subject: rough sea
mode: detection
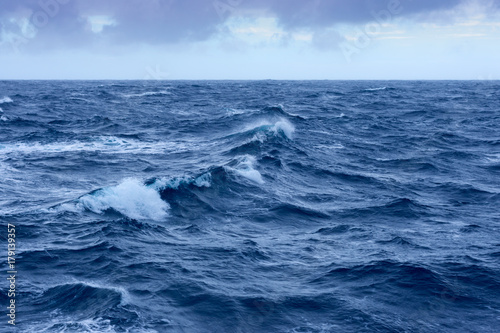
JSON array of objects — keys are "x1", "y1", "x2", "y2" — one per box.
[{"x1": 0, "y1": 80, "x2": 499, "y2": 333}]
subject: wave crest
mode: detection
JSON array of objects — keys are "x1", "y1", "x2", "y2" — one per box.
[
  {"x1": 225, "y1": 155, "x2": 264, "y2": 184},
  {"x1": 242, "y1": 118, "x2": 295, "y2": 140},
  {"x1": 122, "y1": 90, "x2": 171, "y2": 98},
  {"x1": 150, "y1": 173, "x2": 212, "y2": 191},
  {"x1": 78, "y1": 178, "x2": 169, "y2": 221},
  {"x1": 0, "y1": 96, "x2": 13, "y2": 104}
]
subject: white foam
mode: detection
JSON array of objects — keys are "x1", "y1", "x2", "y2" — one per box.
[
  {"x1": 226, "y1": 108, "x2": 246, "y2": 116},
  {"x1": 315, "y1": 143, "x2": 345, "y2": 150},
  {"x1": 151, "y1": 176, "x2": 190, "y2": 191},
  {"x1": 0, "y1": 96, "x2": 13, "y2": 104},
  {"x1": 0, "y1": 115, "x2": 7, "y2": 122},
  {"x1": 151, "y1": 173, "x2": 212, "y2": 191},
  {"x1": 365, "y1": 87, "x2": 386, "y2": 91},
  {"x1": 485, "y1": 153, "x2": 500, "y2": 163},
  {"x1": 122, "y1": 90, "x2": 171, "y2": 98},
  {"x1": 30, "y1": 317, "x2": 118, "y2": 333},
  {"x1": 79, "y1": 280, "x2": 132, "y2": 306},
  {"x1": 194, "y1": 173, "x2": 212, "y2": 187},
  {"x1": 242, "y1": 118, "x2": 295, "y2": 140},
  {"x1": 78, "y1": 178, "x2": 169, "y2": 221},
  {"x1": 272, "y1": 118, "x2": 295, "y2": 139},
  {"x1": 26, "y1": 316, "x2": 157, "y2": 333},
  {"x1": 22, "y1": 278, "x2": 147, "y2": 333},
  {"x1": 226, "y1": 155, "x2": 264, "y2": 184},
  {"x1": 0, "y1": 136, "x2": 196, "y2": 156}
]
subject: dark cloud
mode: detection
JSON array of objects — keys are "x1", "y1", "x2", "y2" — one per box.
[
  {"x1": 0, "y1": 0, "x2": 498, "y2": 51},
  {"x1": 0, "y1": 0, "x2": 224, "y2": 50},
  {"x1": 245, "y1": 0, "x2": 475, "y2": 28}
]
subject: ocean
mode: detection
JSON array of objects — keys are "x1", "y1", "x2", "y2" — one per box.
[{"x1": 0, "y1": 80, "x2": 499, "y2": 332}]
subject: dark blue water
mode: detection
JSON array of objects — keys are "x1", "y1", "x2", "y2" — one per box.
[{"x1": 0, "y1": 81, "x2": 499, "y2": 332}]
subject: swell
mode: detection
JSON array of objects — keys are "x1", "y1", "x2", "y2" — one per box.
[
  {"x1": 54, "y1": 153, "x2": 271, "y2": 221},
  {"x1": 310, "y1": 260, "x2": 482, "y2": 305},
  {"x1": 335, "y1": 198, "x2": 431, "y2": 220}
]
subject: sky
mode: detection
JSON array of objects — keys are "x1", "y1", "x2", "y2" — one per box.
[{"x1": 0, "y1": 0, "x2": 499, "y2": 80}]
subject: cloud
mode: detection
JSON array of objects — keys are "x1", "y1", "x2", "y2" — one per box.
[
  {"x1": 0, "y1": 0, "x2": 498, "y2": 52},
  {"x1": 0, "y1": 0, "x2": 225, "y2": 50},
  {"x1": 248, "y1": 0, "x2": 468, "y2": 28}
]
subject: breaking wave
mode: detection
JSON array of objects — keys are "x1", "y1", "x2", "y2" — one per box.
[{"x1": 78, "y1": 178, "x2": 169, "y2": 221}]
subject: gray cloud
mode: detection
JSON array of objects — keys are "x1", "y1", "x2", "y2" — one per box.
[
  {"x1": 246, "y1": 0, "x2": 473, "y2": 28},
  {"x1": 0, "y1": 0, "x2": 498, "y2": 51}
]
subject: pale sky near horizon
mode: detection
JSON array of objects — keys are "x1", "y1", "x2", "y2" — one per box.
[{"x1": 1, "y1": 0, "x2": 499, "y2": 80}]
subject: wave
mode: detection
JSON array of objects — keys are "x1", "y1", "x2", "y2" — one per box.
[
  {"x1": 78, "y1": 178, "x2": 169, "y2": 221},
  {"x1": 272, "y1": 119, "x2": 295, "y2": 140},
  {"x1": 270, "y1": 202, "x2": 330, "y2": 219},
  {"x1": 314, "y1": 143, "x2": 345, "y2": 151},
  {"x1": 0, "y1": 136, "x2": 193, "y2": 155},
  {"x1": 35, "y1": 281, "x2": 130, "y2": 309},
  {"x1": 224, "y1": 155, "x2": 264, "y2": 184},
  {"x1": 149, "y1": 173, "x2": 212, "y2": 191},
  {"x1": 312, "y1": 260, "x2": 448, "y2": 293},
  {"x1": 25, "y1": 317, "x2": 120, "y2": 333},
  {"x1": 259, "y1": 105, "x2": 306, "y2": 120},
  {"x1": 315, "y1": 225, "x2": 352, "y2": 235},
  {"x1": 122, "y1": 90, "x2": 171, "y2": 98},
  {"x1": 364, "y1": 87, "x2": 387, "y2": 91},
  {"x1": 239, "y1": 118, "x2": 296, "y2": 141},
  {"x1": 55, "y1": 154, "x2": 266, "y2": 220},
  {"x1": 0, "y1": 96, "x2": 13, "y2": 104},
  {"x1": 225, "y1": 108, "x2": 247, "y2": 116},
  {"x1": 222, "y1": 118, "x2": 297, "y2": 156},
  {"x1": 23, "y1": 281, "x2": 138, "y2": 333},
  {"x1": 338, "y1": 198, "x2": 430, "y2": 219}
]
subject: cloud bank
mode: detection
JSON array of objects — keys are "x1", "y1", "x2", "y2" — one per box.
[{"x1": 0, "y1": 0, "x2": 498, "y2": 51}]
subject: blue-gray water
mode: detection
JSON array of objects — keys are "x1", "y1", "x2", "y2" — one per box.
[{"x1": 0, "y1": 81, "x2": 499, "y2": 332}]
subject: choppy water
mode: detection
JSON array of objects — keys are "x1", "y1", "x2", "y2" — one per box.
[{"x1": 0, "y1": 80, "x2": 499, "y2": 332}]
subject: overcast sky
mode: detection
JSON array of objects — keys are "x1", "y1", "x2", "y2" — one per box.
[{"x1": 1, "y1": 0, "x2": 499, "y2": 79}]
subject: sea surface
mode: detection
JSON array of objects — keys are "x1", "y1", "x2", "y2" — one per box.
[{"x1": 0, "y1": 80, "x2": 499, "y2": 332}]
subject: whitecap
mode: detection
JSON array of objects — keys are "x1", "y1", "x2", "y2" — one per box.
[
  {"x1": 122, "y1": 90, "x2": 171, "y2": 98},
  {"x1": 0, "y1": 136, "x2": 195, "y2": 155},
  {"x1": 151, "y1": 173, "x2": 212, "y2": 191},
  {"x1": 193, "y1": 173, "x2": 212, "y2": 187},
  {"x1": 226, "y1": 155, "x2": 264, "y2": 184},
  {"x1": 0, "y1": 96, "x2": 13, "y2": 104},
  {"x1": 78, "y1": 178, "x2": 169, "y2": 221},
  {"x1": 29, "y1": 317, "x2": 118, "y2": 333},
  {"x1": 226, "y1": 108, "x2": 246, "y2": 116},
  {"x1": 27, "y1": 316, "x2": 159, "y2": 333},
  {"x1": 272, "y1": 118, "x2": 295, "y2": 139},
  {"x1": 365, "y1": 87, "x2": 386, "y2": 91},
  {"x1": 241, "y1": 118, "x2": 295, "y2": 140},
  {"x1": 485, "y1": 153, "x2": 500, "y2": 163},
  {"x1": 315, "y1": 143, "x2": 345, "y2": 150},
  {"x1": 151, "y1": 176, "x2": 191, "y2": 191}
]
